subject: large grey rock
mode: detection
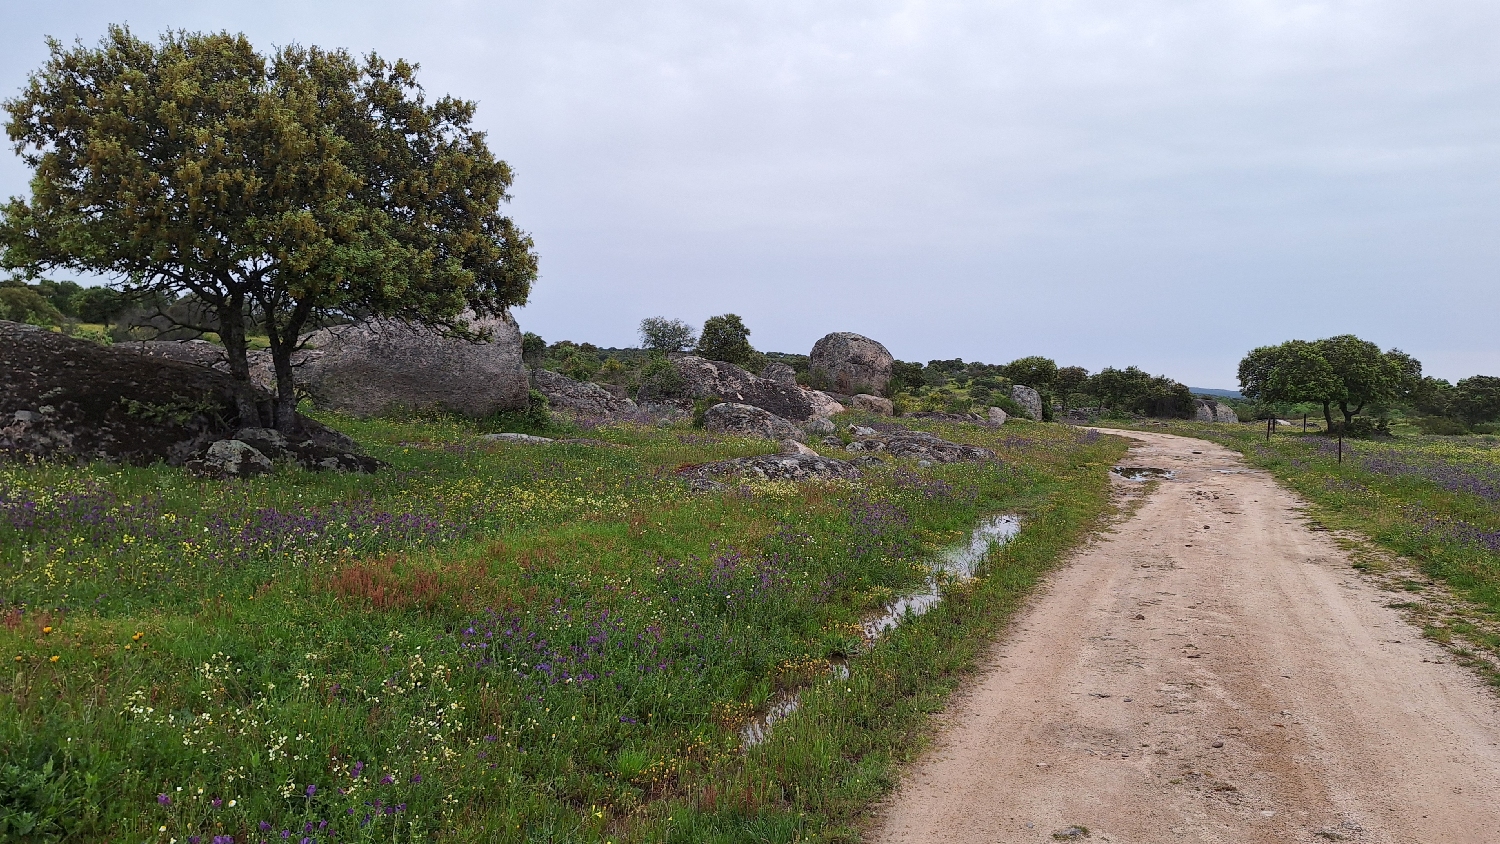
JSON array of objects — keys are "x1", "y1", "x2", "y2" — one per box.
[
  {"x1": 702, "y1": 402, "x2": 804, "y2": 442},
  {"x1": 299, "y1": 313, "x2": 527, "y2": 419},
  {"x1": 1010, "y1": 384, "x2": 1043, "y2": 421},
  {"x1": 125, "y1": 338, "x2": 227, "y2": 369},
  {"x1": 802, "y1": 416, "x2": 836, "y2": 438},
  {"x1": 845, "y1": 426, "x2": 995, "y2": 463},
  {"x1": 668, "y1": 356, "x2": 830, "y2": 422},
  {"x1": 532, "y1": 369, "x2": 638, "y2": 418},
  {"x1": 779, "y1": 439, "x2": 819, "y2": 456},
  {"x1": 762, "y1": 362, "x2": 798, "y2": 386},
  {"x1": 1193, "y1": 398, "x2": 1240, "y2": 423},
  {"x1": 0, "y1": 320, "x2": 380, "y2": 473},
  {"x1": 804, "y1": 390, "x2": 846, "y2": 419},
  {"x1": 809, "y1": 332, "x2": 894, "y2": 395},
  {"x1": 2, "y1": 319, "x2": 263, "y2": 466},
  {"x1": 123, "y1": 340, "x2": 282, "y2": 393},
  {"x1": 480, "y1": 432, "x2": 554, "y2": 444},
  {"x1": 850, "y1": 394, "x2": 894, "y2": 416},
  {"x1": 187, "y1": 439, "x2": 273, "y2": 479},
  {"x1": 680, "y1": 453, "x2": 863, "y2": 486},
  {"x1": 234, "y1": 425, "x2": 381, "y2": 473}
]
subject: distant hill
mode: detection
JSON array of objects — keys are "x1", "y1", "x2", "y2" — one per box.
[{"x1": 1191, "y1": 387, "x2": 1243, "y2": 399}]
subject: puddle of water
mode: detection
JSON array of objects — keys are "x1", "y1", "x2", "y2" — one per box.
[
  {"x1": 1113, "y1": 466, "x2": 1175, "y2": 481},
  {"x1": 740, "y1": 515, "x2": 1020, "y2": 748},
  {"x1": 862, "y1": 514, "x2": 1021, "y2": 639},
  {"x1": 741, "y1": 694, "x2": 800, "y2": 747}
]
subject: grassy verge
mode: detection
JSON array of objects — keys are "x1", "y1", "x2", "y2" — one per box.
[
  {"x1": 2, "y1": 414, "x2": 1123, "y2": 842},
  {"x1": 1095, "y1": 420, "x2": 1500, "y2": 688}
]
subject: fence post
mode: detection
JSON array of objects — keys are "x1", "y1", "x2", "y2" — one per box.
[{"x1": 1337, "y1": 434, "x2": 1343, "y2": 463}]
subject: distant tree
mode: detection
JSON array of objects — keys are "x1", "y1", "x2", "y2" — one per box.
[
  {"x1": 521, "y1": 332, "x2": 546, "y2": 370},
  {"x1": 0, "y1": 277, "x2": 62, "y2": 326},
  {"x1": 638, "y1": 317, "x2": 697, "y2": 353},
  {"x1": 29, "y1": 278, "x2": 84, "y2": 317},
  {"x1": 1238, "y1": 340, "x2": 1341, "y2": 422},
  {"x1": 70, "y1": 285, "x2": 129, "y2": 325},
  {"x1": 1454, "y1": 376, "x2": 1500, "y2": 424},
  {"x1": 1054, "y1": 366, "x2": 1090, "y2": 408},
  {"x1": 1084, "y1": 366, "x2": 1193, "y2": 418},
  {"x1": 1238, "y1": 335, "x2": 1417, "y2": 430},
  {"x1": 1, "y1": 26, "x2": 537, "y2": 431},
  {"x1": 1410, "y1": 376, "x2": 1455, "y2": 418},
  {"x1": 696, "y1": 314, "x2": 754, "y2": 367},
  {"x1": 889, "y1": 360, "x2": 927, "y2": 394},
  {"x1": 1001, "y1": 356, "x2": 1058, "y2": 392}
]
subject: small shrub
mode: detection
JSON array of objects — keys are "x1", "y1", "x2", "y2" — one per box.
[
  {"x1": 638, "y1": 356, "x2": 686, "y2": 401},
  {"x1": 483, "y1": 388, "x2": 555, "y2": 435},
  {"x1": 1416, "y1": 416, "x2": 1470, "y2": 436}
]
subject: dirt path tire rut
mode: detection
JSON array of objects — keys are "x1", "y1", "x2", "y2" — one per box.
[{"x1": 869, "y1": 430, "x2": 1500, "y2": 844}]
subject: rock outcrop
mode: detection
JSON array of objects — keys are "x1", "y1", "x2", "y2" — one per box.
[
  {"x1": 850, "y1": 394, "x2": 894, "y2": 416},
  {"x1": 231, "y1": 426, "x2": 381, "y2": 473},
  {"x1": 1193, "y1": 399, "x2": 1240, "y2": 423},
  {"x1": 680, "y1": 453, "x2": 863, "y2": 488},
  {"x1": 1010, "y1": 385, "x2": 1043, "y2": 421},
  {"x1": 702, "y1": 403, "x2": 804, "y2": 442},
  {"x1": 298, "y1": 313, "x2": 528, "y2": 419},
  {"x1": 762, "y1": 362, "x2": 798, "y2": 386},
  {"x1": 809, "y1": 332, "x2": 894, "y2": 395},
  {"x1": 842, "y1": 425, "x2": 995, "y2": 464},
  {"x1": 987, "y1": 406, "x2": 1008, "y2": 425},
  {"x1": 0, "y1": 320, "x2": 377, "y2": 472},
  {"x1": 186, "y1": 439, "x2": 273, "y2": 479},
  {"x1": 532, "y1": 369, "x2": 638, "y2": 418},
  {"x1": 668, "y1": 356, "x2": 839, "y2": 422}
]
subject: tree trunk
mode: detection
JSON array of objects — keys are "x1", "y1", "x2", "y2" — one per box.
[
  {"x1": 1340, "y1": 401, "x2": 1364, "y2": 426},
  {"x1": 216, "y1": 290, "x2": 263, "y2": 429},
  {"x1": 264, "y1": 299, "x2": 313, "y2": 435},
  {"x1": 1322, "y1": 401, "x2": 1334, "y2": 432}
]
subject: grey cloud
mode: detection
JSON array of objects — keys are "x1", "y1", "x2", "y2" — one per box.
[{"x1": 2, "y1": 1, "x2": 1495, "y2": 384}]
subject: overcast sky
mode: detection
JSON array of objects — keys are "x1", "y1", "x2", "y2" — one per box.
[{"x1": 2, "y1": 1, "x2": 1496, "y2": 387}]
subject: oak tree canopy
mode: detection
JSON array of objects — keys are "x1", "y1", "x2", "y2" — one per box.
[{"x1": 1, "y1": 26, "x2": 537, "y2": 431}]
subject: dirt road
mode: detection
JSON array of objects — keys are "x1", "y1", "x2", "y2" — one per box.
[{"x1": 869, "y1": 429, "x2": 1500, "y2": 844}]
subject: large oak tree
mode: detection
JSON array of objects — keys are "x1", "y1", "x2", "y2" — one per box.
[
  {"x1": 1, "y1": 26, "x2": 537, "y2": 431},
  {"x1": 1238, "y1": 334, "x2": 1419, "y2": 430}
]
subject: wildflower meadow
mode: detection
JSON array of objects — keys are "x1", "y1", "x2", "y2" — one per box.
[{"x1": 1, "y1": 413, "x2": 1123, "y2": 842}]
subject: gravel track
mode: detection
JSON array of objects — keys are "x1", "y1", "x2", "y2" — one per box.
[{"x1": 869, "y1": 429, "x2": 1500, "y2": 844}]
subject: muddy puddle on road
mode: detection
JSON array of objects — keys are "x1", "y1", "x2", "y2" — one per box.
[
  {"x1": 1112, "y1": 466, "x2": 1175, "y2": 481},
  {"x1": 741, "y1": 515, "x2": 1020, "y2": 748}
]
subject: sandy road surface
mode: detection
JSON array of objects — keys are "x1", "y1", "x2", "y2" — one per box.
[{"x1": 869, "y1": 429, "x2": 1500, "y2": 844}]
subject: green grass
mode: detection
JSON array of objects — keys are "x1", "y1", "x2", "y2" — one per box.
[
  {"x1": 1096, "y1": 420, "x2": 1500, "y2": 673},
  {"x1": 2, "y1": 414, "x2": 1123, "y2": 842}
]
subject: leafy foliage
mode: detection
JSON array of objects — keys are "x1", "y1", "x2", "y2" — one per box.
[
  {"x1": 1455, "y1": 376, "x2": 1500, "y2": 425},
  {"x1": 696, "y1": 314, "x2": 756, "y2": 367},
  {"x1": 1083, "y1": 366, "x2": 1194, "y2": 418},
  {"x1": 0, "y1": 412, "x2": 1123, "y2": 840},
  {"x1": 638, "y1": 317, "x2": 697, "y2": 353},
  {"x1": 1239, "y1": 334, "x2": 1420, "y2": 431},
  {"x1": 1, "y1": 26, "x2": 536, "y2": 430},
  {"x1": 0, "y1": 280, "x2": 61, "y2": 327}
]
